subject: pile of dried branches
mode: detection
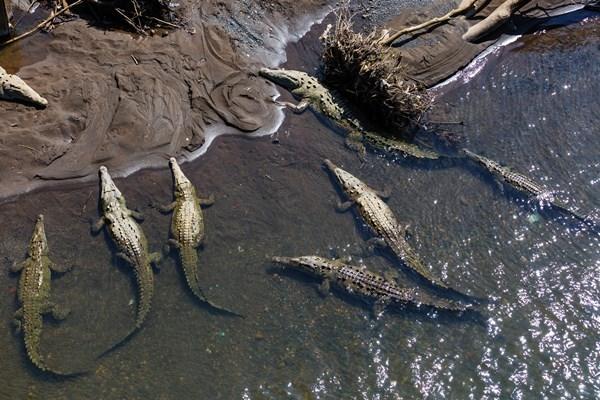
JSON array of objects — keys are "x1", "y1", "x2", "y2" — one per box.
[{"x1": 320, "y1": 6, "x2": 431, "y2": 137}]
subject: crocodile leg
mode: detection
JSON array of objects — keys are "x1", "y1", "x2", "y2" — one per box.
[
  {"x1": 115, "y1": 252, "x2": 133, "y2": 264},
  {"x1": 336, "y1": 201, "x2": 355, "y2": 212},
  {"x1": 47, "y1": 258, "x2": 71, "y2": 273},
  {"x1": 344, "y1": 131, "x2": 367, "y2": 161},
  {"x1": 158, "y1": 202, "x2": 176, "y2": 214},
  {"x1": 372, "y1": 298, "x2": 390, "y2": 317},
  {"x1": 366, "y1": 237, "x2": 388, "y2": 253},
  {"x1": 277, "y1": 99, "x2": 309, "y2": 114},
  {"x1": 91, "y1": 217, "x2": 106, "y2": 234},
  {"x1": 13, "y1": 308, "x2": 23, "y2": 334},
  {"x1": 494, "y1": 178, "x2": 505, "y2": 194},
  {"x1": 149, "y1": 252, "x2": 162, "y2": 271},
  {"x1": 164, "y1": 238, "x2": 179, "y2": 255},
  {"x1": 318, "y1": 279, "x2": 331, "y2": 297},
  {"x1": 42, "y1": 302, "x2": 70, "y2": 320},
  {"x1": 375, "y1": 187, "x2": 392, "y2": 200},
  {"x1": 198, "y1": 194, "x2": 215, "y2": 207},
  {"x1": 383, "y1": 269, "x2": 400, "y2": 281},
  {"x1": 9, "y1": 260, "x2": 27, "y2": 273},
  {"x1": 129, "y1": 210, "x2": 145, "y2": 222}
]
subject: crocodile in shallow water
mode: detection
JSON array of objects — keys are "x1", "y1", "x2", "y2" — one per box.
[
  {"x1": 324, "y1": 158, "x2": 464, "y2": 292},
  {"x1": 272, "y1": 256, "x2": 469, "y2": 313},
  {"x1": 258, "y1": 67, "x2": 440, "y2": 160},
  {"x1": 11, "y1": 215, "x2": 84, "y2": 375},
  {"x1": 160, "y1": 158, "x2": 242, "y2": 317},
  {"x1": 462, "y1": 148, "x2": 594, "y2": 225},
  {"x1": 92, "y1": 166, "x2": 161, "y2": 352}
]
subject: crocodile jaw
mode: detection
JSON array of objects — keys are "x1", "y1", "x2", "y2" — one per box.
[
  {"x1": 169, "y1": 157, "x2": 192, "y2": 195},
  {"x1": 272, "y1": 255, "x2": 328, "y2": 277},
  {"x1": 258, "y1": 68, "x2": 302, "y2": 91},
  {"x1": 98, "y1": 166, "x2": 123, "y2": 203},
  {"x1": 0, "y1": 67, "x2": 48, "y2": 108},
  {"x1": 29, "y1": 214, "x2": 48, "y2": 256}
]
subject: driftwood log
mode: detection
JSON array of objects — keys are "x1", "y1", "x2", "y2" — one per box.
[
  {"x1": 462, "y1": 0, "x2": 529, "y2": 42},
  {"x1": 379, "y1": 0, "x2": 481, "y2": 46}
]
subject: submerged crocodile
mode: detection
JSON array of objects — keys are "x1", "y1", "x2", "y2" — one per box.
[
  {"x1": 462, "y1": 149, "x2": 592, "y2": 224},
  {"x1": 258, "y1": 67, "x2": 440, "y2": 160},
  {"x1": 11, "y1": 215, "x2": 82, "y2": 375},
  {"x1": 160, "y1": 158, "x2": 241, "y2": 317},
  {"x1": 272, "y1": 256, "x2": 468, "y2": 313},
  {"x1": 0, "y1": 66, "x2": 48, "y2": 108},
  {"x1": 324, "y1": 159, "x2": 459, "y2": 291},
  {"x1": 92, "y1": 166, "x2": 161, "y2": 351}
]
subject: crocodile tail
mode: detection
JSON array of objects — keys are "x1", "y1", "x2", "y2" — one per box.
[
  {"x1": 179, "y1": 247, "x2": 243, "y2": 318},
  {"x1": 179, "y1": 246, "x2": 200, "y2": 296},
  {"x1": 96, "y1": 261, "x2": 154, "y2": 360},
  {"x1": 24, "y1": 314, "x2": 89, "y2": 376},
  {"x1": 133, "y1": 262, "x2": 155, "y2": 330}
]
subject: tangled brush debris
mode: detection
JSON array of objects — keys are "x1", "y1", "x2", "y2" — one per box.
[{"x1": 320, "y1": 5, "x2": 431, "y2": 138}]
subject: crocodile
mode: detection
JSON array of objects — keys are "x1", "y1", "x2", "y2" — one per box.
[
  {"x1": 10, "y1": 215, "x2": 83, "y2": 375},
  {"x1": 271, "y1": 256, "x2": 469, "y2": 313},
  {"x1": 1, "y1": 66, "x2": 48, "y2": 108},
  {"x1": 324, "y1": 158, "x2": 459, "y2": 291},
  {"x1": 92, "y1": 166, "x2": 161, "y2": 351},
  {"x1": 160, "y1": 158, "x2": 242, "y2": 317},
  {"x1": 462, "y1": 148, "x2": 593, "y2": 224},
  {"x1": 258, "y1": 67, "x2": 440, "y2": 160}
]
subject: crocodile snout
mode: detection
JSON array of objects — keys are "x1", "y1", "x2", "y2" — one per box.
[{"x1": 323, "y1": 159, "x2": 337, "y2": 172}]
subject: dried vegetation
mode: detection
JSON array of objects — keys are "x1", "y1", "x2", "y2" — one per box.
[{"x1": 320, "y1": 6, "x2": 431, "y2": 137}]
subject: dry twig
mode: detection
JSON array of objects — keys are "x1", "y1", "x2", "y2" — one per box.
[{"x1": 1, "y1": 0, "x2": 86, "y2": 47}]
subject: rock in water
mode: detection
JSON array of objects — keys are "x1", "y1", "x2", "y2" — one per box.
[{"x1": 0, "y1": 66, "x2": 48, "y2": 107}]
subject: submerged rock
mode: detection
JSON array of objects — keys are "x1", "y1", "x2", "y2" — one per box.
[{"x1": 0, "y1": 66, "x2": 47, "y2": 107}]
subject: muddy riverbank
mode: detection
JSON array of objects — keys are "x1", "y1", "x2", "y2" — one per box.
[{"x1": 0, "y1": 0, "x2": 592, "y2": 201}]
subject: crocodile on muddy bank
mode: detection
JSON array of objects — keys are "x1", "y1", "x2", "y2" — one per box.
[
  {"x1": 160, "y1": 158, "x2": 242, "y2": 317},
  {"x1": 271, "y1": 256, "x2": 470, "y2": 314},
  {"x1": 0, "y1": 66, "x2": 48, "y2": 108},
  {"x1": 258, "y1": 67, "x2": 441, "y2": 160},
  {"x1": 92, "y1": 166, "x2": 161, "y2": 353},
  {"x1": 10, "y1": 215, "x2": 85, "y2": 376}
]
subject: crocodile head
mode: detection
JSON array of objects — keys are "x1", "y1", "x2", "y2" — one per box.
[
  {"x1": 323, "y1": 159, "x2": 363, "y2": 200},
  {"x1": 0, "y1": 67, "x2": 48, "y2": 108},
  {"x1": 169, "y1": 157, "x2": 193, "y2": 197},
  {"x1": 98, "y1": 166, "x2": 124, "y2": 210},
  {"x1": 258, "y1": 68, "x2": 306, "y2": 91},
  {"x1": 28, "y1": 214, "x2": 48, "y2": 256},
  {"x1": 271, "y1": 256, "x2": 336, "y2": 277}
]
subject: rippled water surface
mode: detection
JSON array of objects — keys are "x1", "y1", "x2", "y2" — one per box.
[{"x1": 1, "y1": 15, "x2": 599, "y2": 400}]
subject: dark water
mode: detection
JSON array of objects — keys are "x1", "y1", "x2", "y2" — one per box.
[{"x1": 1, "y1": 15, "x2": 599, "y2": 400}]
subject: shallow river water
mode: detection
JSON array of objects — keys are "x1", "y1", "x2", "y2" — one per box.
[{"x1": 1, "y1": 12, "x2": 599, "y2": 400}]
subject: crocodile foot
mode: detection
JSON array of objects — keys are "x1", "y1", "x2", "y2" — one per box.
[{"x1": 43, "y1": 302, "x2": 70, "y2": 320}]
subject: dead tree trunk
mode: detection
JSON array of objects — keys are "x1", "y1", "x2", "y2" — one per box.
[{"x1": 0, "y1": 0, "x2": 10, "y2": 38}]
